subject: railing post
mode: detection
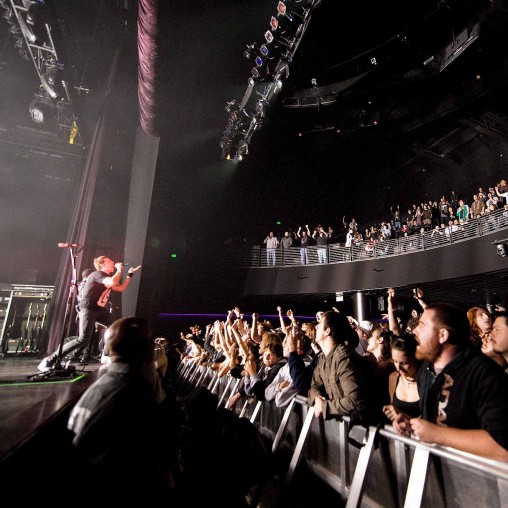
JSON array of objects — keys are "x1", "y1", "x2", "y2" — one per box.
[
  {"x1": 403, "y1": 446, "x2": 430, "y2": 508},
  {"x1": 284, "y1": 405, "x2": 315, "y2": 487},
  {"x1": 344, "y1": 426, "x2": 379, "y2": 508}
]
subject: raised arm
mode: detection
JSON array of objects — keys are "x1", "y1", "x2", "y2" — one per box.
[
  {"x1": 111, "y1": 264, "x2": 142, "y2": 292},
  {"x1": 413, "y1": 288, "x2": 427, "y2": 310},
  {"x1": 386, "y1": 287, "x2": 401, "y2": 336},
  {"x1": 277, "y1": 306, "x2": 287, "y2": 332},
  {"x1": 251, "y1": 312, "x2": 262, "y2": 344},
  {"x1": 228, "y1": 320, "x2": 249, "y2": 360}
]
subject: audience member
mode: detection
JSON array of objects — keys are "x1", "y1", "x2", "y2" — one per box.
[
  {"x1": 490, "y1": 312, "x2": 508, "y2": 373},
  {"x1": 280, "y1": 230, "x2": 293, "y2": 250},
  {"x1": 383, "y1": 334, "x2": 421, "y2": 422},
  {"x1": 264, "y1": 231, "x2": 279, "y2": 266},
  {"x1": 67, "y1": 317, "x2": 179, "y2": 503},
  {"x1": 313, "y1": 226, "x2": 330, "y2": 263},
  {"x1": 308, "y1": 311, "x2": 378, "y2": 425},
  {"x1": 392, "y1": 303, "x2": 508, "y2": 461},
  {"x1": 297, "y1": 225, "x2": 311, "y2": 265},
  {"x1": 350, "y1": 318, "x2": 378, "y2": 357},
  {"x1": 366, "y1": 327, "x2": 396, "y2": 407},
  {"x1": 178, "y1": 386, "x2": 271, "y2": 508},
  {"x1": 265, "y1": 323, "x2": 314, "y2": 407},
  {"x1": 227, "y1": 338, "x2": 285, "y2": 410}
]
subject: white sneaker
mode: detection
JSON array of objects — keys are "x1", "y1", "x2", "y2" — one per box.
[{"x1": 37, "y1": 357, "x2": 52, "y2": 372}]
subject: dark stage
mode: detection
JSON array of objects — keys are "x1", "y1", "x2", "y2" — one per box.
[{"x1": 0, "y1": 355, "x2": 102, "y2": 500}]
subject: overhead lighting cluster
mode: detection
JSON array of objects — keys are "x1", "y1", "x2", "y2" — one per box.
[
  {"x1": 220, "y1": 0, "x2": 321, "y2": 162},
  {"x1": 0, "y1": 0, "x2": 78, "y2": 141}
]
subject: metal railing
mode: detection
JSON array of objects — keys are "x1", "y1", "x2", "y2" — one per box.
[
  {"x1": 224, "y1": 208, "x2": 508, "y2": 268},
  {"x1": 174, "y1": 362, "x2": 508, "y2": 508}
]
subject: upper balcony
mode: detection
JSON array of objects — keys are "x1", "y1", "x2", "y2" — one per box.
[{"x1": 223, "y1": 208, "x2": 508, "y2": 308}]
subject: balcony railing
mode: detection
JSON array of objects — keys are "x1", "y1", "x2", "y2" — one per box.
[{"x1": 225, "y1": 208, "x2": 508, "y2": 268}]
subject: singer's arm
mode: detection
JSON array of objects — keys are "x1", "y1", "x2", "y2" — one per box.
[
  {"x1": 102, "y1": 263, "x2": 124, "y2": 288},
  {"x1": 112, "y1": 264, "x2": 142, "y2": 292}
]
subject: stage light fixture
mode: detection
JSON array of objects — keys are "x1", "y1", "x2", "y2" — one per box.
[
  {"x1": 40, "y1": 58, "x2": 66, "y2": 100},
  {"x1": 2, "y1": 6, "x2": 12, "y2": 20},
  {"x1": 225, "y1": 99, "x2": 240, "y2": 113},
  {"x1": 29, "y1": 94, "x2": 54, "y2": 124},
  {"x1": 277, "y1": 2, "x2": 287, "y2": 15},
  {"x1": 25, "y1": 0, "x2": 54, "y2": 44},
  {"x1": 270, "y1": 16, "x2": 278, "y2": 30},
  {"x1": 260, "y1": 44, "x2": 269, "y2": 56},
  {"x1": 255, "y1": 100, "x2": 268, "y2": 117},
  {"x1": 497, "y1": 244, "x2": 508, "y2": 257},
  {"x1": 9, "y1": 23, "x2": 21, "y2": 35},
  {"x1": 17, "y1": 14, "x2": 38, "y2": 43},
  {"x1": 244, "y1": 42, "x2": 258, "y2": 60},
  {"x1": 265, "y1": 30, "x2": 274, "y2": 43},
  {"x1": 26, "y1": 0, "x2": 53, "y2": 27}
]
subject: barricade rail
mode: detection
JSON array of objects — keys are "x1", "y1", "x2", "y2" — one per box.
[
  {"x1": 221, "y1": 208, "x2": 508, "y2": 268},
  {"x1": 173, "y1": 360, "x2": 508, "y2": 508}
]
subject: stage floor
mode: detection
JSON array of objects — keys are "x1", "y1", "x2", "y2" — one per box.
[{"x1": 0, "y1": 354, "x2": 102, "y2": 463}]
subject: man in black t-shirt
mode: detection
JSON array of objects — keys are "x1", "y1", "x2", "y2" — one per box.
[
  {"x1": 38, "y1": 256, "x2": 141, "y2": 372},
  {"x1": 393, "y1": 302, "x2": 508, "y2": 462}
]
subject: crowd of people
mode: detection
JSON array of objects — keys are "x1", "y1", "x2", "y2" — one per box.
[
  {"x1": 62, "y1": 291, "x2": 508, "y2": 504},
  {"x1": 59, "y1": 243, "x2": 508, "y2": 505},
  {"x1": 172, "y1": 290, "x2": 508, "y2": 466},
  {"x1": 255, "y1": 178, "x2": 508, "y2": 263}
]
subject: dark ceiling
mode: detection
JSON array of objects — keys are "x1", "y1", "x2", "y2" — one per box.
[{"x1": 2, "y1": 0, "x2": 508, "y2": 317}]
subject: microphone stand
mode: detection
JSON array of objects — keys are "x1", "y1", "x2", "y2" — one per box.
[{"x1": 29, "y1": 245, "x2": 82, "y2": 381}]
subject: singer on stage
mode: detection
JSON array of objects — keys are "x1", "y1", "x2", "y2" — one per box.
[{"x1": 38, "y1": 256, "x2": 141, "y2": 372}]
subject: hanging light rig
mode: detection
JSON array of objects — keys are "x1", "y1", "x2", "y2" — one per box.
[{"x1": 220, "y1": 0, "x2": 321, "y2": 162}]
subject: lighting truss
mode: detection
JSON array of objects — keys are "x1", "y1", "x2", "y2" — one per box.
[
  {"x1": 0, "y1": 0, "x2": 79, "y2": 141},
  {"x1": 220, "y1": 0, "x2": 321, "y2": 162}
]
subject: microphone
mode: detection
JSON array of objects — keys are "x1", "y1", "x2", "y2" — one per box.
[{"x1": 58, "y1": 242, "x2": 82, "y2": 248}]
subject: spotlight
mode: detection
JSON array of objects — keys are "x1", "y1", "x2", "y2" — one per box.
[
  {"x1": 9, "y1": 24, "x2": 21, "y2": 35},
  {"x1": 251, "y1": 67, "x2": 261, "y2": 79},
  {"x1": 29, "y1": 94, "x2": 54, "y2": 124},
  {"x1": 225, "y1": 100, "x2": 240, "y2": 113},
  {"x1": 244, "y1": 43, "x2": 258, "y2": 60},
  {"x1": 255, "y1": 100, "x2": 268, "y2": 117},
  {"x1": 26, "y1": 0, "x2": 55, "y2": 44},
  {"x1": 497, "y1": 244, "x2": 508, "y2": 257},
  {"x1": 235, "y1": 140, "x2": 249, "y2": 161},
  {"x1": 40, "y1": 57, "x2": 65, "y2": 99},
  {"x1": 277, "y1": 2, "x2": 293, "y2": 21}
]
